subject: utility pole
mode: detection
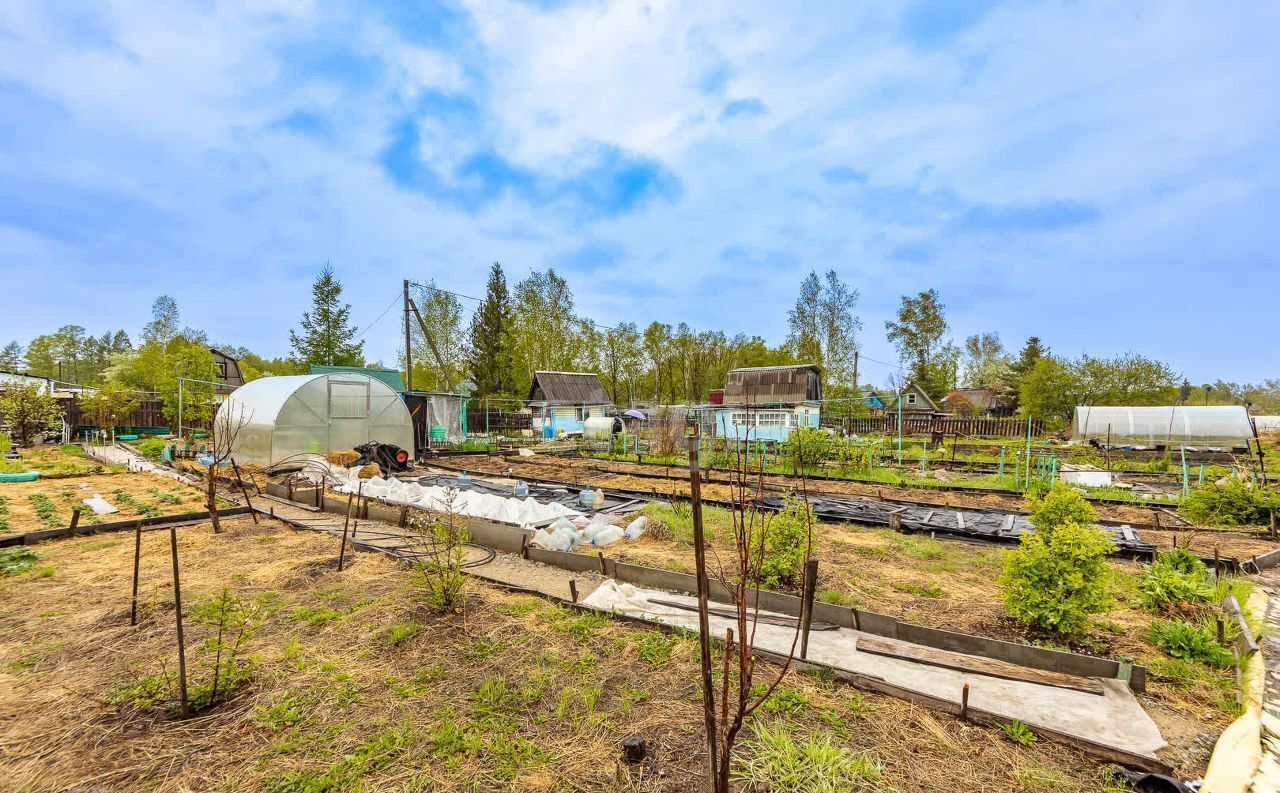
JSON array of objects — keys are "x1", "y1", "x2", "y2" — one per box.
[{"x1": 403, "y1": 279, "x2": 413, "y2": 393}]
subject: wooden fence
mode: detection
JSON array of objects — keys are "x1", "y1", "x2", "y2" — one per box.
[
  {"x1": 58, "y1": 396, "x2": 215, "y2": 432},
  {"x1": 828, "y1": 415, "x2": 1043, "y2": 438}
]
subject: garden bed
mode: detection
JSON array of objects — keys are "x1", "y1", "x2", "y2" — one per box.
[{"x1": 0, "y1": 472, "x2": 211, "y2": 533}]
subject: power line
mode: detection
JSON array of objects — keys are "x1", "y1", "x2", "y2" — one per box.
[{"x1": 354, "y1": 293, "x2": 403, "y2": 341}]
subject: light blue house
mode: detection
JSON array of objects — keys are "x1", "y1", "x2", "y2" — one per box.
[
  {"x1": 527, "y1": 371, "x2": 610, "y2": 438},
  {"x1": 713, "y1": 364, "x2": 822, "y2": 443}
]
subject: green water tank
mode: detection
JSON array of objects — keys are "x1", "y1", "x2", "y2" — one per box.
[{"x1": 429, "y1": 426, "x2": 447, "y2": 443}]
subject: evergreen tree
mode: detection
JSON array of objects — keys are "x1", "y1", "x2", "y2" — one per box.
[
  {"x1": 0, "y1": 341, "x2": 23, "y2": 371},
  {"x1": 1008, "y1": 336, "x2": 1048, "y2": 409},
  {"x1": 467, "y1": 263, "x2": 511, "y2": 396},
  {"x1": 289, "y1": 264, "x2": 365, "y2": 367}
]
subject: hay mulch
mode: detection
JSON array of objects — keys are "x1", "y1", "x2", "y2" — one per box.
[
  {"x1": 0, "y1": 516, "x2": 1114, "y2": 792},
  {"x1": 0, "y1": 472, "x2": 208, "y2": 534}
]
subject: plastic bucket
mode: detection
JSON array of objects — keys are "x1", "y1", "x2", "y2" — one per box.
[{"x1": 429, "y1": 426, "x2": 446, "y2": 442}]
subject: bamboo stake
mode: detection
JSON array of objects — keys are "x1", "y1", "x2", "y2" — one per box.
[{"x1": 338, "y1": 490, "x2": 354, "y2": 572}]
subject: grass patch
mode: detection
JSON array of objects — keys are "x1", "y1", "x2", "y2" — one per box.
[
  {"x1": 289, "y1": 606, "x2": 345, "y2": 626},
  {"x1": 890, "y1": 580, "x2": 946, "y2": 598},
  {"x1": 265, "y1": 722, "x2": 416, "y2": 792},
  {"x1": 27, "y1": 493, "x2": 61, "y2": 528},
  {"x1": 377, "y1": 621, "x2": 421, "y2": 646},
  {"x1": 732, "y1": 721, "x2": 882, "y2": 792},
  {"x1": 112, "y1": 489, "x2": 161, "y2": 518}
]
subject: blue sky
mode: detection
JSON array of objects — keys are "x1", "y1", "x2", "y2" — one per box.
[{"x1": 1, "y1": 0, "x2": 1278, "y2": 383}]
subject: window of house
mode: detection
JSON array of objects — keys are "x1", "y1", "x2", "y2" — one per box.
[
  {"x1": 730, "y1": 412, "x2": 748, "y2": 427},
  {"x1": 576, "y1": 407, "x2": 588, "y2": 422},
  {"x1": 757, "y1": 412, "x2": 786, "y2": 428},
  {"x1": 217, "y1": 361, "x2": 228, "y2": 379},
  {"x1": 906, "y1": 393, "x2": 917, "y2": 405}
]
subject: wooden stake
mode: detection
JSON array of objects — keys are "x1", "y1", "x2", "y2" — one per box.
[
  {"x1": 338, "y1": 490, "x2": 354, "y2": 572},
  {"x1": 569, "y1": 579, "x2": 579, "y2": 603},
  {"x1": 960, "y1": 683, "x2": 970, "y2": 719},
  {"x1": 799, "y1": 558, "x2": 819, "y2": 660},
  {"x1": 69, "y1": 509, "x2": 80, "y2": 534},
  {"x1": 169, "y1": 527, "x2": 189, "y2": 717},
  {"x1": 598, "y1": 551, "x2": 607, "y2": 575},
  {"x1": 686, "y1": 435, "x2": 720, "y2": 790},
  {"x1": 130, "y1": 519, "x2": 143, "y2": 626}
]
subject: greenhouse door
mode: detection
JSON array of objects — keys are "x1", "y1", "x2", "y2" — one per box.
[{"x1": 327, "y1": 378, "x2": 371, "y2": 452}]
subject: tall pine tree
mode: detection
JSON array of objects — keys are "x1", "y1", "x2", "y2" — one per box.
[
  {"x1": 467, "y1": 263, "x2": 511, "y2": 396},
  {"x1": 289, "y1": 264, "x2": 365, "y2": 367}
]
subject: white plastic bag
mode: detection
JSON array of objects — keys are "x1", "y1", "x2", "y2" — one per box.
[
  {"x1": 82, "y1": 494, "x2": 118, "y2": 515},
  {"x1": 530, "y1": 528, "x2": 573, "y2": 552},
  {"x1": 624, "y1": 515, "x2": 648, "y2": 539}
]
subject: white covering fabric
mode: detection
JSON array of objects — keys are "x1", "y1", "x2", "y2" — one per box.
[
  {"x1": 82, "y1": 494, "x2": 118, "y2": 515},
  {"x1": 333, "y1": 472, "x2": 582, "y2": 528}
]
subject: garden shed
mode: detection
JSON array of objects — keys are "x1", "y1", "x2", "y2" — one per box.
[
  {"x1": 223, "y1": 373, "x2": 414, "y2": 467},
  {"x1": 1072, "y1": 405, "x2": 1255, "y2": 448}
]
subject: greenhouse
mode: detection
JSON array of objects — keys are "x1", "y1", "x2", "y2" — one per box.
[
  {"x1": 1072, "y1": 405, "x2": 1255, "y2": 448},
  {"x1": 223, "y1": 373, "x2": 414, "y2": 467}
]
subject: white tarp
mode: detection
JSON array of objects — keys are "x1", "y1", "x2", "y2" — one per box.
[
  {"x1": 333, "y1": 472, "x2": 581, "y2": 528},
  {"x1": 583, "y1": 580, "x2": 1167, "y2": 761}
]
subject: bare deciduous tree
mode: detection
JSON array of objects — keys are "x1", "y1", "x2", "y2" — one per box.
[
  {"x1": 204, "y1": 402, "x2": 252, "y2": 533},
  {"x1": 688, "y1": 405, "x2": 816, "y2": 792}
]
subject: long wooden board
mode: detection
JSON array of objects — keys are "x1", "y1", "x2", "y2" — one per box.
[{"x1": 856, "y1": 634, "x2": 1104, "y2": 695}]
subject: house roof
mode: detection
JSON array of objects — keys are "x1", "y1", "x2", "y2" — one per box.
[
  {"x1": 527, "y1": 371, "x2": 609, "y2": 405},
  {"x1": 945, "y1": 387, "x2": 1003, "y2": 410},
  {"x1": 310, "y1": 365, "x2": 406, "y2": 393},
  {"x1": 875, "y1": 381, "x2": 941, "y2": 412},
  {"x1": 723, "y1": 364, "x2": 822, "y2": 405}
]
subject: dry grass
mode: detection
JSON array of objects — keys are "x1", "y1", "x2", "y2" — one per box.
[
  {"x1": 0, "y1": 517, "x2": 1116, "y2": 792},
  {"x1": 0, "y1": 473, "x2": 209, "y2": 533}
]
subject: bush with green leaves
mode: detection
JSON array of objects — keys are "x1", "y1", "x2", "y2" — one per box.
[
  {"x1": 757, "y1": 498, "x2": 811, "y2": 589},
  {"x1": 135, "y1": 437, "x2": 169, "y2": 461},
  {"x1": 1026, "y1": 483, "x2": 1097, "y2": 533},
  {"x1": 1000, "y1": 520, "x2": 1115, "y2": 636},
  {"x1": 407, "y1": 499, "x2": 471, "y2": 613},
  {"x1": 783, "y1": 427, "x2": 837, "y2": 471},
  {"x1": 1136, "y1": 549, "x2": 1210, "y2": 614},
  {"x1": 1147, "y1": 619, "x2": 1234, "y2": 667},
  {"x1": 1180, "y1": 479, "x2": 1276, "y2": 526}
]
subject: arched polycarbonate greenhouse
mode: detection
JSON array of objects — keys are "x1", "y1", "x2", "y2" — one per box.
[
  {"x1": 1072, "y1": 405, "x2": 1255, "y2": 448},
  {"x1": 222, "y1": 373, "x2": 414, "y2": 467}
]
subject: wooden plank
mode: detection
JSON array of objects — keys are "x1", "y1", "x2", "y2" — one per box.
[{"x1": 856, "y1": 634, "x2": 1103, "y2": 695}]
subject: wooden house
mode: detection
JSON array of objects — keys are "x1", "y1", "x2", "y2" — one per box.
[
  {"x1": 713, "y1": 364, "x2": 822, "y2": 442},
  {"x1": 526, "y1": 371, "x2": 609, "y2": 438},
  {"x1": 868, "y1": 381, "x2": 941, "y2": 418}
]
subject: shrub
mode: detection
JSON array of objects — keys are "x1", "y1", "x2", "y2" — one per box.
[
  {"x1": 1180, "y1": 480, "x2": 1276, "y2": 526},
  {"x1": 1026, "y1": 483, "x2": 1097, "y2": 533},
  {"x1": 407, "y1": 497, "x2": 470, "y2": 613},
  {"x1": 1000, "y1": 520, "x2": 1115, "y2": 636},
  {"x1": 1147, "y1": 619, "x2": 1234, "y2": 667},
  {"x1": 135, "y1": 437, "x2": 169, "y2": 461},
  {"x1": 758, "y1": 498, "x2": 811, "y2": 589},
  {"x1": 784, "y1": 427, "x2": 837, "y2": 471},
  {"x1": 1136, "y1": 550, "x2": 1210, "y2": 614}
]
